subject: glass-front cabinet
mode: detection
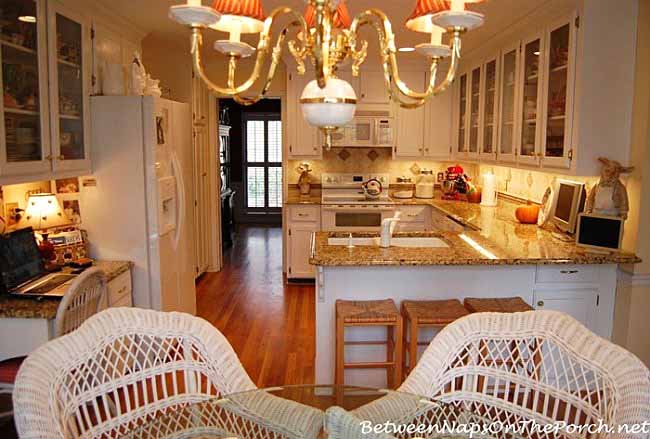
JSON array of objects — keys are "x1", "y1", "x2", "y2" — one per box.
[
  {"x1": 480, "y1": 57, "x2": 498, "y2": 160},
  {"x1": 48, "y1": 2, "x2": 90, "y2": 172},
  {"x1": 0, "y1": 0, "x2": 89, "y2": 180},
  {"x1": 456, "y1": 73, "x2": 468, "y2": 156},
  {"x1": 541, "y1": 17, "x2": 576, "y2": 169},
  {"x1": 468, "y1": 66, "x2": 481, "y2": 157},
  {"x1": 497, "y1": 43, "x2": 519, "y2": 163},
  {"x1": 517, "y1": 35, "x2": 544, "y2": 166},
  {"x1": 0, "y1": 0, "x2": 51, "y2": 176}
]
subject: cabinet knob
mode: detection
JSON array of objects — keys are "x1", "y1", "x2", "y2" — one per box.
[
  {"x1": 537, "y1": 301, "x2": 544, "y2": 307},
  {"x1": 57, "y1": 155, "x2": 65, "y2": 161},
  {"x1": 45, "y1": 155, "x2": 53, "y2": 162}
]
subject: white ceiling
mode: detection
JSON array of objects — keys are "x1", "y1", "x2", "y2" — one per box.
[{"x1": 107, "y1": 0, "x2": 551, "y2": 58}]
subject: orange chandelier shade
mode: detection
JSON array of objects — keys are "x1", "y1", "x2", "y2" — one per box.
[
  {"x1": 406, "y1": 0, "x2": 485, "y2": 33},
  {"x1": 304, "y1": 0, "x2": 352, "y2": 29},
  {"x1": 211, "y1": 0, "x2": 266, "y2": 34}
]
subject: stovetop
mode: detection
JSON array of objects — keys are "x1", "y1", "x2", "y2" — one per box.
[{"x1": 321, "y1": 173, "x2": 393, "y2": 205}]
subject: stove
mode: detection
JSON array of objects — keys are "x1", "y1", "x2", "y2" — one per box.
[
  {"x1": 321, "y1": 173, "x2": 393, "y2": 205},
  {"x1": 321, "y1": 173, "x2": 396, "y2": 231}
]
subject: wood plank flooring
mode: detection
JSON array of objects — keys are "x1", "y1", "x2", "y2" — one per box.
[{"x1": 196, "y1": 225, "x2": 316, "y2": 387}]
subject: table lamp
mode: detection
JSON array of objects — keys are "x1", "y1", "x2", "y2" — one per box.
[{"x1": 20, "y1": 193, "x2": 71, "y2": 263}]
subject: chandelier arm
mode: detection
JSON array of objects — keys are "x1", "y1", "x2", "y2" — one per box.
[
  {"x1": 190, "y1": 7, "x2": 307, "y2": 97},
  {"x1": 349, "y1": 9, "x2": 463, "y2": 100}
]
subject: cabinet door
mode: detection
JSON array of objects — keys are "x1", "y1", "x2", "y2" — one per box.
[
  {"x1": 0, "y1": 0, "x2": 52, "y2": 177},
  {"x1": 359, "y1": 71, "x2": 390, "y2": 104},
  {"x1": 455, "y1": 73, "x2": 469, "y2": 157},
  {"x1": 424, "y1": 72, "x2": 452, "y2": 160},
  {"x1": 48, "y1": 1, "x2": 91, "y2": 174},
  {"x1": 480, "y1": 57, "x2": 499, "y2": 160},
  {"x1": 517, "y1": 35, "x2": 544, "y2": 166},
  {"x1": 541, "y1": 17, "x2": 576, "y2": 169},
  {"x1": 467, "y1": 66, "x2": 481, "y2": 158},
  {"x1": 288, "y1": 222, "x2": 318, "y2": 279},
  {"x1": 395, "y1": 71, "x2": 425, "y2": 158},
  {"x1": 534, "y1": 288, "x2": 598, "y2": 333},
  {"x1": 288, "y1": 73, "x2": 320, "y2": 158},
  {"x1": 497, "y1": 43, "x2": 519, "y2": 163}
]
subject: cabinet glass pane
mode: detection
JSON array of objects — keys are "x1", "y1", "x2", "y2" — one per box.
[
  {"x1": 469, "y1": 67, "x2": 480, "y2": 153},
  {"x1": 521, "y1": 39, "x2": 541, "y2": 157},
  {"x1": 458, "y1": 74, "x2": 467, "y2": 153},
  {"x1": 1, "y1": 0, "x2": 43, "y2": 162},
  {"x1": 499, "y1": 49, "x2": 517, "y2": 156},
  {"x1": 545, "y1": 23, "x2": 570, "y2": 158},
  {"x1": 483, "y1": 60, "x2": 497, "y2": 154},
  {"x1": 56, "y1": 13, "x2": 84, "y2": 160}
]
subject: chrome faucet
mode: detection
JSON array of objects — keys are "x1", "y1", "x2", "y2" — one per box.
[{"x1": 380, "y1": 212, "x2": 402, "y2": 248}]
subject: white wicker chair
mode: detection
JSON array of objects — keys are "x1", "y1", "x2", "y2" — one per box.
[
  {"x1": 354, "y1": 311, "x2": 650, "y2": 438},
  {"x1": 12, "y1": 307, "x2": 323, "y2": 439},
  {"x1": 0, "y1": 267, "x2": 107, "y2": 420}
]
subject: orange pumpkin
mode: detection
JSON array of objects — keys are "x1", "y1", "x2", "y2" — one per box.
[{"x1": 515, "y1": 201, "x2": 540, "y2": 224}]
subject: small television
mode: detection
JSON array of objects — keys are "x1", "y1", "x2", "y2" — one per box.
[
  {"x1": 576, "y1": 214, "x2": 624, "y2": 252},
  {"x1": 551, "y1": 179, "x2": 587, "y2": 234}
]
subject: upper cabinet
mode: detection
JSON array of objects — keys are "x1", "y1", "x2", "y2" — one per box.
[
  {"x1": 287, "y1": 72, "x2": 320, "y2": 159},
  {"x1": 454, "y1": 11, "x2": 578, "y2": 172},
  {"x1": 0, "y1": 0, "x2": 91, "y2": 184},
  {"x1": 394, "y1": 71, "x2": 425, "y2": 158},
  {"x1": 358, "y1": 72, "x2": 390, "y2": 105}
]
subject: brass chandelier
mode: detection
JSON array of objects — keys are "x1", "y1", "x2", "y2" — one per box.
[{"x1": 169, "y1": 0, "x2": 486, "y2": 148}]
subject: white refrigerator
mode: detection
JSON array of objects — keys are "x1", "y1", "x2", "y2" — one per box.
[{"x1": 82, "y1": 96, "x2": 196, "y2": 314}]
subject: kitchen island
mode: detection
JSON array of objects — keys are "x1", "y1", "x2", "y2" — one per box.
[{"x1": 309, "y1": 196, "x2": 641, "y2": 388}]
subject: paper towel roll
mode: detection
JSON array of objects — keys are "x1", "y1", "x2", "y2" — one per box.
[{"x1": 481, "y1": 173, "x2": 498, "y2": 207}]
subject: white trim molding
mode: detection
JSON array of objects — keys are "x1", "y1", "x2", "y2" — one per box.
[{"x1": 618, "y1": 268, "x2": 650, "y2": 287}]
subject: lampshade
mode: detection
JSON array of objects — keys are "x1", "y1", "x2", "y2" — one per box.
[
  {"x1": 210, "y1": 0, "x2": 265, "y2": 34},
  {"x1": 21, "y1": 193, "x2": 71, "y2": 231},
  {"x1": 406, "y1": 0, "x2": 449, "y2": 33},
  {"x1": 304, "y1": 0, "x2": 352, "y2": 29},
  {"x1": 408, "y1": 0, "x2": 485, "y2": 33},
  {"x1": 300, "y1": 78, "x2": 357, "y2": 128}
]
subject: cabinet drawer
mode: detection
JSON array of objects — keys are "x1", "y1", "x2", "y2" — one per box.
[
  {"x1": 108, "y1": 271, "x2": 132, "y2": 306},
  {"x1": 397, "y1": 206, "x2": 430, "y2": 222},
  {"x1": 290, "y1": 206, "x2": 320, "y2": 222},
  {"x1": 535, "y1": 265, "x2": 599, "y2": 284}
]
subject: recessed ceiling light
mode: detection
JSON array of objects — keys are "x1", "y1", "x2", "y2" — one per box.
[
  {"x1": 398, "y1": 47, "x2": 415, "y2": 53},
  {"x1": 18, "y1": 15, "x2": 36, "y2": 23}
]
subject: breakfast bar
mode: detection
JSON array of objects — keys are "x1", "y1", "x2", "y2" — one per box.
[{"x1": 309, "y1": 197, "x2": 641, "y2": 388}]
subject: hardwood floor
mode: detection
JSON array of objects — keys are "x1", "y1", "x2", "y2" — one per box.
[{"x1": 196, "y1": 225, "x2": 316, "y2": 387}]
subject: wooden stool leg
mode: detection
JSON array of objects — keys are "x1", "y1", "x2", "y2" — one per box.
[
  {"x1": 409, "y1": 319, "x2": 419, "y2": 375},
  {"x1": 402, "y1": 315, "x2": 409, "y2": 380},
  {"x1": 394, "y1": 318, "x2": 403, "y2": 387},
  {"x1": 335, "y1": 316, "x2": 344, "y2": 387},
  {"x1": 386, "y1": 325, "x2": 394, "y2": 389}
]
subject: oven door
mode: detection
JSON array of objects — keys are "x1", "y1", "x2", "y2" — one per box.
[{"x1": 321, "y1": 205, "x2": 397, "y2": 232}]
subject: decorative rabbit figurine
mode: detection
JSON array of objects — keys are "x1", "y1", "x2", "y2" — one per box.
[
  {"x1": 297, "y1": 163, "x2": 312, "y2": 195},
  {"x1": 585, "y1": 157, "x2": 634, "y2": 219}
]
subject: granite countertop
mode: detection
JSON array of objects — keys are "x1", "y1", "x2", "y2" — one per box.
[
  {"x1": 0, "y1": 260, "x2": 134, "y2": 319},
  {"x1": 285, "y1": 188, "x2": 322, "y2": 205},
  {"x1": 309, "y1": 190, "x2": 642, "y2": 267}
]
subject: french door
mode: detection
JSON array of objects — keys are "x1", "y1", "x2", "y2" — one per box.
[{"x1": 243, "y1": 113, "x2": 282, "y2": 214}]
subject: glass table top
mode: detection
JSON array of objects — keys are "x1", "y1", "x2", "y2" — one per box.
[{"x1": 123, "y1": 385, "x2": 523, "y2": 439}]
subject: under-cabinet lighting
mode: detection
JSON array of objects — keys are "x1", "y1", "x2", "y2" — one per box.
[
  {"x1": 533, "y1": 51, "x2": 540, "y2": 56},
  {"x1": 18, "y1": 15, "x2": 36, "y2": 23},
  {"x1": 459, "y1": 234, "x2": 498, "y2": 260},
  {"x1": 398, "y1": 47, "x2": 416, "y2": 52}
]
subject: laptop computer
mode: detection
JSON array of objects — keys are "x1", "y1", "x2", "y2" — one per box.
[{"x1": 0, "y1": 228, "x2": 77, "y2": 297}]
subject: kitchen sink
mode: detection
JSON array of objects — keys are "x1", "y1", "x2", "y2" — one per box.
[{"x1": 327, "y1": 236, "x2": 449, "y2": 248}]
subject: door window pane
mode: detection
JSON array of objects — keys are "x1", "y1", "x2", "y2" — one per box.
[
  {"x1": 247, "y1": 166, "x2": 265, "y2": 208},
  {"x1": 246, "y1": 120, "x2": 264, "y2": 162},
  {"x1": 499, "y1": 49, "x2": 517, "y2": 156},
  {"x1": 521, "y1": 39, "x2": 541, "y2": 157},
  {"x1": 268, "y1": 120, "x2": 282, "y2": 163},
  {"x1": 458, "y1": 74, "x2": 467, "y2": 153},
  {"x1": 545, "y1": 23, "x2": 570, "y2": 158},
  {"x1": 244, "y1": 115, "x2": 282, "y2": 211},
  {"x1": 268, "y1": 167, "x2": 282, "y2": 208}
]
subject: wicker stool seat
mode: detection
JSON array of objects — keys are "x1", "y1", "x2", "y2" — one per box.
[
  {"x1": 402, "y1": 299, "x2": 469, "y2": 376},
  {"x1": 335, "y1": 299, "x2": 403, "y2": 390},
  {"x1": 464, "y1": 297, "x2": 533, "y2": 313}
]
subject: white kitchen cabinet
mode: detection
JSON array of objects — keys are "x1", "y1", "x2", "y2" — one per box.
[
  {"x1": 516, "y1": 33, "x2": 544, "y2": 166},
  {"x1": 424, "y1": 75, "x2": 452, "y2": 160},
  {"x1": 395, "y1": 205, "x2": 431, "y2": 232},
  {"x1": 359, "y1": 71, "x2": 390, "y2": 104},
  {"x1": 497, "y1": 42, "x2": 520, "y2": 164},
  {"x1": 467, "y1": 65, "x2": 482, "y2": 159},
  {"x1": 0, "y1": 0, "x2": 91, "y2": 184},
  {"x1": 394, "y1": 71, "x2": 425, "y2": 158},
  {"x1": 287, "y1": 72, "x2": 321, "y2": 159},
  {"x1": 480, "y1": 56, "x2": 499, "y2": 161},
  {"x1": 454, "y1": 72, "x2": 469, "y2": 158},
  {"x1": 534, "y1": 288, "x2": 598, "y2": 332},
  {"x1": 540, "y1": 15, "x2": 577, "y2": 169},
  {"x1": 287, "y1": 205, "x2": 320, "y2": 279}
]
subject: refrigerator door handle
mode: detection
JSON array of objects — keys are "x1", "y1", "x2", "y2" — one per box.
[{"x1": 170, "y1": 151, "x2": 185, "y2": 250}]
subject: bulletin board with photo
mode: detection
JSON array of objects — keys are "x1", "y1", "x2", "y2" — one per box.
[{"x1": 51, "y1": 177, "x2": 82, "y2": 225}]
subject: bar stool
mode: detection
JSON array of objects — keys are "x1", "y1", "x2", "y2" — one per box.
[
  {"x1": 335, "y1": 299, "x2": 403, "y2": 389},
  {"x1": 463, "y1": 297, "x2": 538, "y2": 386},
  {"x1": 401, "y1": 299, "x2": 469, "y2": 376}
]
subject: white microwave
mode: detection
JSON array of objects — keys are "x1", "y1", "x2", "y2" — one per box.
[{"x1": 329, "y1": 113, "x2": 394, "y2": 147}]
